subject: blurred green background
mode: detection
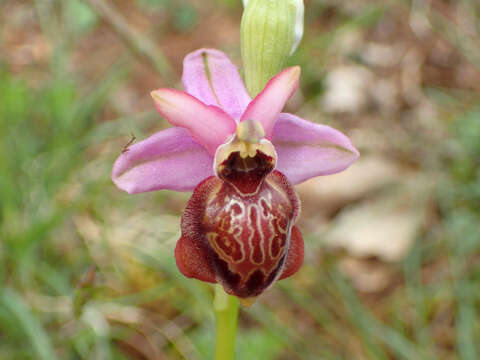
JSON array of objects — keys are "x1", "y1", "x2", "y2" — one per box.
[{"x1": 1, "y1": 0, "x2": 480, "y2": 359}]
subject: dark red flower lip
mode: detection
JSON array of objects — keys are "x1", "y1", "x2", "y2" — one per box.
[{"x1": 175, "y1": 171, "x2": 303, "y2": 299}]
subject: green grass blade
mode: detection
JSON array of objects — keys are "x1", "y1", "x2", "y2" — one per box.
[{"x1": 1, "y1": 288, "x2": 59, "y2": 360}]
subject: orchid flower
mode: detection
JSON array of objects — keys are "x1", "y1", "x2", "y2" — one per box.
[{"x1": 112, "y1": 48, "x2": 359, "y2": 300}]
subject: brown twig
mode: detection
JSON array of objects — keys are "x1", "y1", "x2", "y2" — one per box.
[{"x1": 83, "y1": 0, "x2": 174, "y2": 82}]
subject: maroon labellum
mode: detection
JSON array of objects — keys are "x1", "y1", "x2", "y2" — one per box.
[{"x1": 175, "y1": 129, "x2": 304, "y2": 300}]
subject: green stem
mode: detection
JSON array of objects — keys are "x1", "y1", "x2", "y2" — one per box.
[{"x1": 214, "y1": 284, "x2": 239, "y2": 360}]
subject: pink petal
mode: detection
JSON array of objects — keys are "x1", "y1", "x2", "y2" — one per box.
[
  {"x1": 183, "y1": 48, "x2": 251, "y2": 120},
  {"x1": 272, "y1": 113, "x2": 359, "y2": 185},
  {"x1": 241, "y1": 66, "x2": 300, "y2": 139},
  {"x1": 112, "y1": 127, "x2": 214, "y2": 194},
  {"x1": 151, "y1": 89, "x2": 236, "y2": 154}
]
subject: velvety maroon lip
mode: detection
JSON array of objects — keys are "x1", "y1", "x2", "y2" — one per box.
[{"x1": 176, "y1": 171, "x2": 303, "y2": 298}]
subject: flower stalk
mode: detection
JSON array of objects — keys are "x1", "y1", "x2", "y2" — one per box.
[{"x1": 214, "y1": 285, "x2": 239, "y2": 360}]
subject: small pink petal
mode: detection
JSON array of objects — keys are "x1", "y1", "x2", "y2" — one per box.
[
  {"x1": 183, "y1": 48, "x2": 251, "y2": 120},
  {"x1": 273, "y1": 113, "x2": 359, "y2": 185},
  {"x1": 241, "y1": 66, "x2": 300, "y2": 139},
  {"x1": 112, "y1": 127, "x2": 214, "y2": 194},
  {"x1": 151, "y1": 89, "x2": 236, "y2": 154}
]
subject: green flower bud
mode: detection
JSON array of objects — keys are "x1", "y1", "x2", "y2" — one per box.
[{"x1": 241, "y1": 0, "x2": 304, "y2": 97}]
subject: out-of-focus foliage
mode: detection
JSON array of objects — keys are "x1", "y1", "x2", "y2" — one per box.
[{"x1": 1, "y1": 0, "x2": 480, "y2": 359}]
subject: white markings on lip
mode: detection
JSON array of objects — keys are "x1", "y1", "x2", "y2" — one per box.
[{"x1": 204, "y1": 176, "x2": 294, "y2": 289}]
